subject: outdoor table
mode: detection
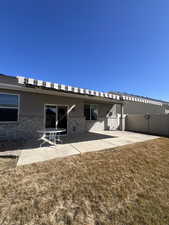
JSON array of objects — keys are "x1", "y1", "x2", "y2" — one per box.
[{"x1": 38, "y1": 128, "x2": 66, "y2": 147}]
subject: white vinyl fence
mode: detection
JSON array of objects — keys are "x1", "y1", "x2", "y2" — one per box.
[{"x1": 126, "y1": 114, "x2": 169, "y2": 137}]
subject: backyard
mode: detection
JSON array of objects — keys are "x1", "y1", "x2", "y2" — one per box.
[
  {"x1": 0, "y1": 137, "x2": 169, "y2": 225},
  {"x1": 0, "y1": 156, "x2": 18, "y2": 172}
]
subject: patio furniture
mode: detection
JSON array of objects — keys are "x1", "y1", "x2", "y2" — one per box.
[{"x1": 38, "y1": 128, "x2": 66, "y2": 147}]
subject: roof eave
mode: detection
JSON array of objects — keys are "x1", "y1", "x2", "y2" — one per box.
[{"x1": 0, "y1": 82, "x2": 123, "y2": 104}]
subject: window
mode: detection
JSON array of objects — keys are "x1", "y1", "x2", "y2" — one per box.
[
  {"x1": 84, "y1": 104, "x2": 98, "y2": 120},
  {"x1": 0, "y1": 93, "x2": 19, "y2": 122}
]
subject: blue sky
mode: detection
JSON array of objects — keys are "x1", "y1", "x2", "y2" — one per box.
[{"x1": 0, "y1": 0, "x2": 169, "y2": 101}]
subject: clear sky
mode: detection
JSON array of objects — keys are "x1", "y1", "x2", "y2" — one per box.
[{"x1": 0, "y1": 0, "x2": 169, "y2": 101}]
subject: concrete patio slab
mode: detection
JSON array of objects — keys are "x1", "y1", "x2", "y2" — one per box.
[
  {"x1": 71, "y1": 139, "x2": 113, "y2": 153},
  {"x1": 17, "y1": 131, "x2": 159, "y2": 166},
  {"x1": 17, "y1": 144, "x2": 79, "y2": 166}
]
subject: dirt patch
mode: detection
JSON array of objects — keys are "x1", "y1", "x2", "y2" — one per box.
[
  {"x1": 0, "y1": 137, "x2": 169, "y2": 225},
  {"x1": 0, "y1": 156, "x2": 18, "y2": 172}
]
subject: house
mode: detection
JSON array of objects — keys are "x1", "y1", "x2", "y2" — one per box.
[
  {"x1": 0, "y1": 74, "x2": 124, "y2": 140},
  {"x1": 0, "y1": 74, "x2": 168, "y2": 140}
]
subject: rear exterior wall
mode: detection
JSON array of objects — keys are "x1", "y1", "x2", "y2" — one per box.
[{"x1": 0, "y1": 89, "x2": 118, "y2": 140}]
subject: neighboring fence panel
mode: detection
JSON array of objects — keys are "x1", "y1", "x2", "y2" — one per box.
[
  {"x1": 126, "y1": 115, "x2": 148, "y2": 133},
  {"x1": 126, "y1": 114, "x2": 169, "y2": 137}
]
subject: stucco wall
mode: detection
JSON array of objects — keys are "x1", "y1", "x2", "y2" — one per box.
[
  {"x1": 126, "y1": 114, "x2": 169, "y2": 136},
  {"x1": 85, "y1": 104, "x2": 119, "y2": 131}
]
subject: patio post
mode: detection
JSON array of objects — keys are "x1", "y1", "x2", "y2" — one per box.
[{"x1": 120, "y1": 103, "x2": 125, "y2": 131}]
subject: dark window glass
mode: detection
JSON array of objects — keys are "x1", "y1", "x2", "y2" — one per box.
[
  {"x1": 84, "y1": 104, "x2": 98, "y2": 120},
  {"x1": 57, "y1": 106, "x2": 67, "y2": 134},
  {"x1": 91, "y1": 105, "x2": 98, "y2": 120},
  {"x1": 84, "y1": 104, "x2": 90, "y2": 120},
  {"x1": 0, "y1": 108, "x2": 18, "y2": 121},
  {"x1": 45, "y1": 106, "x2": 57, "y2": 128},
  {"x1": 0, "y1": 94, "x2": 18, "y2": 107}
]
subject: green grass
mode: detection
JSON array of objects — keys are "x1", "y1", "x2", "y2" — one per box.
[{"x1": 0, "y1": 138, "x2": 169, "y2": 225}]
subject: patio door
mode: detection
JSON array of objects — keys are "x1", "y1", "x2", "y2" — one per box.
[
  {"x1": 44, "y1": 105, "x2": 67, "y2": 132},
  {"x1": 45, "y1": 105, "x2": 58, "y2": 128}
]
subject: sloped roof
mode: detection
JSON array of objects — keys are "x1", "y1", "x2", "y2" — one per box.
[
  {"x1": 110, "y1": 90, "x2": 169, "y2": 104},
  {"x1": 0, "y1": 74, "x2": 166, "y2": 106}
]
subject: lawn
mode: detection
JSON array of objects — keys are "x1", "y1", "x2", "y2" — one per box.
[
  {"x1": 0, "y1": 138, "x2": 169, "y2": 225},
  {"x1": 0, "y1": 156, "x2": 18, "y2": 172}
]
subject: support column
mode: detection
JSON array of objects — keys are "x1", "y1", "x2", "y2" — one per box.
[{"x1": 120, "y1": 104, "x2": 125, "y2": 131}]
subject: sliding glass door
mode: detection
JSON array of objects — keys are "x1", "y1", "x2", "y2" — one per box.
[
  {"x1": 45, "y1": 105, "x2": 58, "y2": 128},
  {"x1": 44, "y1": 105, "x2": 67, "y2": 132}
]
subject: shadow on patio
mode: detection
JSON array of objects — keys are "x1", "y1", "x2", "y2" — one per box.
[
  {"x1": 0, "y1": 131, "x2": 118, "y2": 154},
  {"x1": 62, "y1": 132, "x2": 117, "y2": 144}
]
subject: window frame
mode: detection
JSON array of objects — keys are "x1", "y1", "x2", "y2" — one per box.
[
  {"x1": 84, "y1": 104, "x2": 98, "y2": 121},
  {"x1": 0, "y1": 92, "x2": 20, "y2": 123}
]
